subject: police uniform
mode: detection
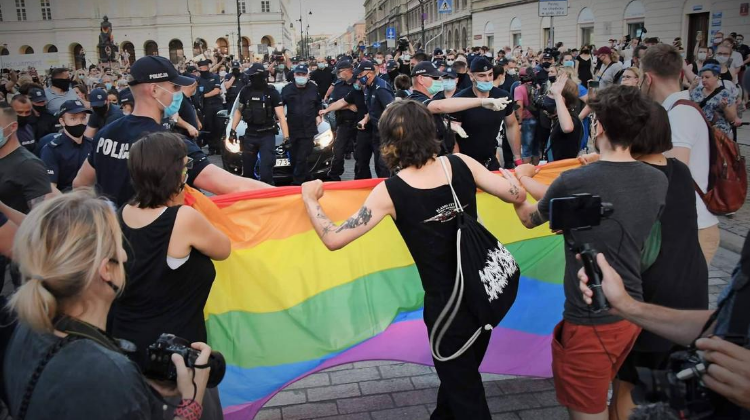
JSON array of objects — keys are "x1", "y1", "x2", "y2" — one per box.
[
  {"x1": 327, "y1": 61, "x2": 358, "y2": 181},
  {"x1": 281, "y1": 64, "x2": 322, "y2": 185},
  {"x1": 358, "y1": 61, "x2": 394, "y2": 178},
  {"x1": 197, "y1": 60, "x2": 224, "y2": 154},
  {"x1": 28, "y1": 88, "x2": 59, "y2": 142},
  {"x1": 236, "y1": 63, "x2": 282, "y2": 185},
  {"x1": 41, "y1": 132, "x2": 94, "y2": 192},
  {"x1": 407, "y1": 62, "x2": 456, "y2": 156},
  {"x1": 224, "y1": 61, "x2": 248, "y2": 110}
]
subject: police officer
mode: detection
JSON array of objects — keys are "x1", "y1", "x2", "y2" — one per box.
[
  {"x1": 310, "y1": 57, "x2": 334, "y2": 100},
  {"x1": 119, "y1": 88, "x2": 134, "y2": 115},
  {"x1": 319, "y1": 60, "x2": 358, "y2": 181},
  {"x1": 354, "y1": 60, "x2": 394, "y2": 178},
  {"x1": 197, "y1": 58, "x2": 223, "y2": 154},
  {"x1": 40, "y1": 100, "x2": 93, "y2": 192},
  {"x1": 230, "y1": 63, "x2": 290, "y2": 185},
  {"x1": 223, "y1": 60, "x2": 247, "y2": 110},
  {"x1": 85, "y1": 87, "x2": 124, "y2": 138},
  {"x1": 281, "y1": 64, "x2": 322, "y2": 185},
  {"x1": 174, "y1": 76, "x2": 201, "y2": 140},
  {"x1": 27, "y1": 87, "x2": 58, "y2": 140}
]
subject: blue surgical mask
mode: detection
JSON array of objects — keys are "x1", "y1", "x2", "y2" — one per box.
[
  {"x1": 318, "y1": 63, "x2": 327, "y2": 69},
  {"x1": 278, "y1": 64, "x2": 285, "y2": 70},
  {"x1": 427, "y1": 79, "x2": 444, "y2": 95},
  {"x1": 0, "y1": 122, "x2": 14, "y2": 148},
  {"x1": 295, "y1": 76, "x2": 308, "y2": 86},
  {"x1": 353, "y1": 83, "x2": 362, "y2": 91},
  {"x1": 358, "y1": 75, "x2": 369, "y2": 85},
  {"x1": 563, "y1": 60, "x2": 574, "y2": 67},
  {"x1": 475, "y1": 80, "x2": 494, "y2": 92},
  {"x1": 156, "y1": 85, "x2": 183, "y2": 118},
  {"x1": 105, "y1": 82, "x2": 112, "y2": 90},
  {"x1": 443, "y1": 79, "x2": 457, "y2": 91}
]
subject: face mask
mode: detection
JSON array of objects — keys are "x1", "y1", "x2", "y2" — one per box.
[
  {"x1": 680, "y1": 52, "x2": 687, "y2": 59},
  {"x1": 475, "y1": 80, "x2": 494, "y2": 92},
  {"x1": 548, "y1": 76, "x2": 557, "y2": 83},
  {"x1": 93, "y1": 106, "x2": 107, "y2": 117},
  {"x1": 697, "y1": 52, "x2": 707, "y2": 61},
  {"x1": 17, "y1": 115, "x2": 31, "y2": 127},
  {"x1": 33, "y1": 104, "x2": 46, "y2": 114},
  {"x1": 713, "y1": 37, "x2": 723, "y2": 45},
  {"x1": 446, "y1": 59, "x2": 454, "y2": 66},
  {"x1": 738, "y1": 39, "x2": 744, "y2": 46},
  {"x1": 219, "y1": 71, "x2": 227, "y2": 78},
  {"x1": 0, "y1": 122, "x2": 15, "y2": 148},
  {"x1": 541, "y1": 62, "x2": 552, "y2": 69},
  {"x1": 65, "y1": 123, "x2": 86, "y2": 138},
  {"x1": 427, "y1": 79, "x2": 444, "y2": 95},
  {"x1": 318, "y1": 63, "x2": 327, "y2": 69},
  {"x1": 277, "y1": 64, "x2": 285, "y2": 70},
  {"x1": 51, "y1": 78, "x2": 71, "y2": 90},
  {"x1": 105, "y1": 82, "x2": 113, "y2": 90},
  {"x1": 232, "y1": 68, "x2": 240, "y2": 75},
  {"x1": 485, "y1": 53, "x2": 493, "y2": 58},
  {"x1": 443, "y1": 80, "x2": 457, "y2": 91},
  {"x1": 375, "y1": 58, "x2": 383, "y2": 65},
  {"x1": 401, "y1": 54, "x2": 411, "y2": 61},
  {"x1": 358, "y1": 75, "x2": 369, "y2": 86},
  {"x1": 563, "y1": 61, "x2": 574, "y2": 67},
  {"x1": 295, "y1": 76, "x2": 308, "y2": 86},
  {"x1": 716, "y1": 56, "x2": 729, "y2": 65},
  {"x1": 353, "y1": 83, "x2": 362, "y2": 91},
  {"x1": 155, "y1": 85, "x2": 183, "y2": 118},
  {"x1": 508, "y1": 69, "x2": 517, "y2": 76}
]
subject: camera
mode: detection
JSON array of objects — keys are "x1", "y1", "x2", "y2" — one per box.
[
  {"x1": 549, "y1": 194, "x2": 614, "y2": 312},
  {"x1": 144, "y1": 334, "x2": 226, "y2": 388},
  {"x1": 397, "y1": 37, "x2": 410, "y2": 52}
]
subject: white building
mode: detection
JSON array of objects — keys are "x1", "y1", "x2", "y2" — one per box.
[
  {"x1": 472, "y1": 0, "x2": 750, "y2": 57},
  {"x1": 0, "y1": 0, "x2": 294, "y2": 70}
]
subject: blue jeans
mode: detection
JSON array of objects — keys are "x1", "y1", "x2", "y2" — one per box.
[{"x1": 520, "y1": 118, "x2": 539, "y2": 159}]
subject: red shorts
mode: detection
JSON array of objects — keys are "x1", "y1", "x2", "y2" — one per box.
[{"x1": 551, "y1": 319, "x2": 641, "y2": 414}]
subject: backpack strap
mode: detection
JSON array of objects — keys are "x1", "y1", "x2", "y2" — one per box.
[
  {"x1": 669, "y1": 99, "x2": 717, "y2": 196},
  {"x1": 698, "y1": 85, "x2": 725, "y2": 109},
  {"x1": 439, "y1": 156, "x2": 464, "y2": 214}
]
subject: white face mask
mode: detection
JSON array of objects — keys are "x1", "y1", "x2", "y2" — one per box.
[
  {"x1": 716, "y1": 56, "x2": 729, "y2": 65},
  {"x1": 697, "y1": 52, "x2": 707, "y2": 61},
  {"x1": 219, "y1": 71, "x2": 227, "y2": 78}
]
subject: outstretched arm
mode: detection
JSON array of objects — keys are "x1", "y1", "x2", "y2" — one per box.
[{"x1": 302, "y1": 181, "x2": 395, "y2": 251}]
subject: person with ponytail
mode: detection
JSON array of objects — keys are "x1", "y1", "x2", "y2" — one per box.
[{"x1": 3, "y1": 190, "x2": 213, "y2": 419}]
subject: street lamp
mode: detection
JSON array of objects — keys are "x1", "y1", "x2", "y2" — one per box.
[
  {"x1": 235, "y1": 0, "x2": 243, "y2": 60},
  {"x1": 418, "y1": 0, "x2": 427, "y2": 48}
]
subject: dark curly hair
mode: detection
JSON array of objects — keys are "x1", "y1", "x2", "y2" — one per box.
[
  {"x1": 128, "y1": 132, "x2": 187, "y2": 209},
  {"x1": 587, "y1": 85, "x2": 651, "y2": 150},
  {"x1": 378, "y1": 100, "x2": 440, "y2": 170}
]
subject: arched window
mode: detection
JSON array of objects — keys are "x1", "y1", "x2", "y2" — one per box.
[
  {"x1": 21, "y1": 45, "x2": 34, "y2": 54},
  {"x1": 144, "y1": 41, "x2": 158, "y2": 57},
  {"x1": 0, "y1": 47, "x2": 8, "y2": 56},
  {"x1": 121, "y1": 42, "x2": 135, "y2": 64},
  {"x1": 241, "y1": 37, "x2": 250, "y2": 59},
  {"x1": 193, "y1": 38, "x2": 208, "y2": 55},
  {"x1": 578, "y1": 8, "x2": 595, "y2": 48},
  {"x1": 510, "y1": 17, "x2": 522, "y2": 48},
  {"x1": 44, "y1": 44, "x2": 58, "y2": 53},
  {"x1": 461, "y1": 27, "x2": 467, "y2": 49},
  {"x1": 168, "y1": 39, "x2": 184, "y2": 64},
  {"x1": 624, "y1": 0, "x2": 646, "y2": 39},
  {"x1": 216, "y1": 38, "x2": 228, "y2": 55}
]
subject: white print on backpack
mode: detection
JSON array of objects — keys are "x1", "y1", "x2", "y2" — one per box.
[
  {"x1": 95, "y1": 138, "x2": 130, "y2": 160},
  {"x1": 478, "y1": 243, "x2": 517, "y2": 302}
]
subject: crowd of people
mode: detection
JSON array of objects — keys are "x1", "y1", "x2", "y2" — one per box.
[{"x1": 0, "y1": 25, "x2": 748, "y2": 420}]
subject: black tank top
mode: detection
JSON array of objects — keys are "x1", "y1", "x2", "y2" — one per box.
[
  {"x1": 110, "y1": 206, "x2": 217, "y2": 368},
  {"x1": 384, "y1": 155, "x2": 477, "y2": 296}
]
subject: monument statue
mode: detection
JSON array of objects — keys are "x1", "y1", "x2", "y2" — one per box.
[{"x1": 98, "y1": 16, "x2": 118, "y2": 62}]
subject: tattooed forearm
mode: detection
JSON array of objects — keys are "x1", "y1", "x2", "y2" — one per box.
[
  {"x1": 509, "y1": 184, "x2": 520, "y2": 199},
  {"x1": 529, "y1": 210, "x2": 546, "y2": 227},
  {"x1": 315, "y1": 205, "x2": 337, "y2": 237},
  {"x1": 335, "y1": 206, "x2": 373, "y2": 233}
]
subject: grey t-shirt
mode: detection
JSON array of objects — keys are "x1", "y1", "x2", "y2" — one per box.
[
  {"x1": 537, "y1": 161, "x2": 668, "y2": 325},
  {"x1": 599, "y1": 61, "x2": 624, "y2": 88},
  {"x1": 3, "y1": 323, "x2": 162, "y2": 419}
]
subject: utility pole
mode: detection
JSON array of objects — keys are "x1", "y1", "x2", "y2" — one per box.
[
  {"x1": 419, "y1": 0, "x2": 426, "y2": 48},
  {"x1": 236, "y1": 0, "x2": 243, "y2": 60}
]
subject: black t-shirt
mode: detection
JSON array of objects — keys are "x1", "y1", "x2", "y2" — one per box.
[
  {"x1": 87, "y1": 104, "x2": 125, "y2": 130},
  {"x1": 40, "y1": 133, "x2": 94, "y2": 191},
  {"x1": 310, "y1": 69, "x2": 334, "y2": 99},
  {"x1": 3, "y1": 323, "x2": 162, "y2": 419},
  {"x1": 0, "y1": 146, "x2": 51, "y2": 213},
  {"x1": 451, "y1": 86, "x2": 513, "y2": 162},
  {"x1": 549, "y1": 114, "x2": 582, "y2": 161},
  {"x1": 88, "y1": 115, "x2": 210, "y2": 206}
]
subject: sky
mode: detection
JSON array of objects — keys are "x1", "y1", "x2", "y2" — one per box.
[{"x1": 289, "y1": 0, "x2": 365, "y2": 37}]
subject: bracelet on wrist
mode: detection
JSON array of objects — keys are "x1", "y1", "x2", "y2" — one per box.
[{"x1": 174, "y1": 399, "x2": 202, "y2": 420}]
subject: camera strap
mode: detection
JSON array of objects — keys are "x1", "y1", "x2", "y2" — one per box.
[{"x1": 53, "y1": 315, "x2": 136, "y2": 355}]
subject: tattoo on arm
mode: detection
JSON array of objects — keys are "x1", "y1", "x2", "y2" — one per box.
[
  {"x1": 529, "y1": 210, "x2": 545, "y2": 227},
  {"x1": 509, "y1": 184, "x2": 520, "y2": 199},
  {"x1": 335, "y1": 206, "x2": 373, "y2": 233},
  {"x1": 314, "y1": 205, "x2": 337, "y2": 237}
]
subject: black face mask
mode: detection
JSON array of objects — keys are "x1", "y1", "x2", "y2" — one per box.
[
  {"x1": 17, "y1": 115, "x2": 32, "y2": 126},
  {"x1": 251, "y1": 74, "x2": 268, "y2": 90},
  {"x1": 93, "y1": 106, "x2": 107, "y2": 117},
  {"x1": 541, "y1": 62, "x2": 552, "y2": 69},
  {"x1": 232, "y1": 68, "x2": 240, "y2": 75},
  {"x1": 200, "y1": 70, "x2": 210, "y2": 78},
  {"x1": 65, "y1": 123, "x2": 86, "y2": 138},
  {"x1": 548, "y1": 76, "x2": 557, "y2": 83},
  {"x1": 51, "y1": 78, "x2": 71, "y2": 90},
  {"x1": 33, "y1": 105, "x2": 46, "y2": 114}
]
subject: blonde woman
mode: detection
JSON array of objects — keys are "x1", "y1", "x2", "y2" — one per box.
[
  {"x1": 3, "y1": 190, "x2": 213, "y2": 420},
  {"x1": 620, "y1": 67, "x2": 641, "y2": 87}
]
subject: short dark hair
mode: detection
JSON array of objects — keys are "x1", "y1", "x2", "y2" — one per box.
[
  {"x1": 493, "y1": 65, "x2": 505, "y2": 80},
  {"x1": 453, "y1": 61, "x2": 467, "y2": 71},
  {"x1": 587, "y1": 85, "x2": 651, "y2": 150},
  {"x1": 413, "y1": 52, "x2": 428, "y2": 62},
  {"x1": 641, "y1": 44, "x2": 683, "y2": 79},
  {"x1": 378, "y1": 100, "x2": 440, "y2": 170},
  {"x1": 629, "y1": 100, "x2": 672, "y2": 155},
  {"x1": 10, "y1": 94, "x2": 30, "y2": 105},
  {"x1": 128, "y1": 132, "x2": 188, "y2": 209},
  {"x1": 394, "y1": 74, "x2": 411, "y2": 90},
  {"x1": 50, "y1": 68, "x2": 69, "y2": 79}
]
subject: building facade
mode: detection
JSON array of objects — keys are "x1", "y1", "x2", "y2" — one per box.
[
  {"x1": 0, "y1": 0, "x2": 294, "y2": 70},
  {"x1": 472, "y1": 0, "x2": 750, "y2": 57},
  {"x1": 364, "y1": 0, "x2": 474, "y2": 52},
  {"x1": 329, "y1": 21, "x2": 366, "y2": 57}
]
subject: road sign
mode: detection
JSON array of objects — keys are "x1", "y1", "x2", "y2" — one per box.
[
  {"x1": 386, "y1": 27, "x2": 396, "y2": 40},
  {"x1": 538, "y1": 0, "x2": 568, "y2": 17},
  {"x1": 373, "y1": 42, "x2": 381, "y2": 48},
  {"x1": 438, "y1": 0, "x2": 453, "y2": 14}
]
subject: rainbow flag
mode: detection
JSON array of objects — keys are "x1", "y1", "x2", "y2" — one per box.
[{"x1": 187, "y1": 159, "x2": 579, "y2": 420}]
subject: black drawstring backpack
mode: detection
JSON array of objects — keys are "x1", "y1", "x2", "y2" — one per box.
[{"x1": 430, "y1": 157, "x2": 521, "y2": 362}]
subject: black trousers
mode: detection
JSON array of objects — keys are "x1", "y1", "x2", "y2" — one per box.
[
  {"x1": 202, "y1": 103, "x2": 223, "y2": 151},
  {"x1": 290, "y1": 136, "x2": 314, "y2": 185},
  {"x1": 500, "y1": 132, "x2": 515, "y2": 169},
  {"x1": 354, "y1": 127, "x2": 389, "y2": 179},
  {"x1": 329, "y1": 120, "x2": 357, "y2": 180},
  {"x1": 241, "y1": 132, "x2": 276, "y2": 185},
  {"x1": 424, "y1": 295, "x2": 492, "y2": 420}
]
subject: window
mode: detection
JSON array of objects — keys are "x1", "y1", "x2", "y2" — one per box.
[
  {"x1": 261, "y1": 1, "x2": 270, "y2": 13},
  {"x1": 628, "y1": 22, "x2": 645, "y2": 39},
  {"x1": 581, "y1": 26, "x2": 594, "y2": 47},
  {"x1": 512, "y1": 33, "x2": 522, "y2": 48},
  {"x1": 238, "y1": 0, "x2": 246, "y2": 13},
  {"x1": 0, "y1": 4, "x2": 3, "y2": 21},
  {"x1": 15, "y1": 0, "x2": 26, "y2": 21},
  {"x1": 40, "y1": 0, "x2": 51, "y2": 20},
  {"x1": 542, "y1": 28, "x2": 551, "y2": 48}
]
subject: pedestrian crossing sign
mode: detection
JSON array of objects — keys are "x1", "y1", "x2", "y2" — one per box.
[{"x1": 439, "y1": 0, "x2": 452, "y2": 13}]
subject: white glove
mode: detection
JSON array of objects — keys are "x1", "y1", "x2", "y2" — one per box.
[
  {"x1": 451, "y1": 122, "x2": 468, "y2": 138},
  {"x1": 480, "y1": 97, "x2": 513, "y2": 111}
]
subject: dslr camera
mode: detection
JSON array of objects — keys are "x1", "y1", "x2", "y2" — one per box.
[
  {"x1": 549, "y1": 194, "x2": 614, "y2": 312},
  {"x1": 144, "y1": 333, "x2": 227, "y2": 388},
  {"x1": 397, "y1": 37, "x2": 410, "y2": 52}
]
